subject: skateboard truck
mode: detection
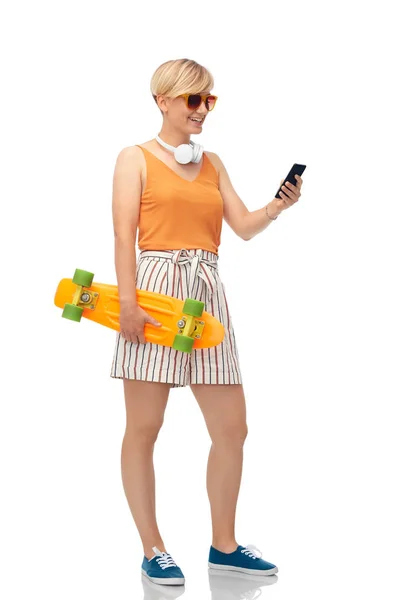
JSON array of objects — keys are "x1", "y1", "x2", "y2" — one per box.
[
  {"x1": 177, "y1": 315, "x2": 205, "y2": 340},
  {"x1": 71, "y1": 286, "x2": 99, "y2": 311}
]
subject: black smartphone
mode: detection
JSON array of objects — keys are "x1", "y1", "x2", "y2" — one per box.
[{"x1": 275, "y1": 163, "x2": 307, "y2": 198}]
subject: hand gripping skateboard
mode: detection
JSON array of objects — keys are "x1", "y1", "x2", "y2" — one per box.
[{"x1": 54, "y1": 268, "x2": 225, "y2": 354}]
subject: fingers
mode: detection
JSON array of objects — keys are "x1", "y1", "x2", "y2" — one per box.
[
  {"x1": 286, "y1": 180, "x2": 301, "y2": 195},
  {"x1": 121, "y1": 331, "x2": 144, "y2": 343},
  {"x1": 280, "y1": 180, "x2": 301, "y2": 202},
  {"x1": 295, "y1": 174, "x2": 302, "y2": 187},
  {"x1": 119, "y1": 318, "x2": 162, "y2": 343},
  {"x1": 281, "y1": 175, "x2": 302, "y2": 188}
]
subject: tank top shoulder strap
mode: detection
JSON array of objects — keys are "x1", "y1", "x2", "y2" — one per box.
[
  {"x1": 136, "y1": 144, "x2": 150, "y2": 158},
  {"x1": 135, "y1": 144, "x2": 165, "y2": 171}
]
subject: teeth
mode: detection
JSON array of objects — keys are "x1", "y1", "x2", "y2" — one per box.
[{"x1": 190, "y1": 118, "x2": 203, "y2": 122}]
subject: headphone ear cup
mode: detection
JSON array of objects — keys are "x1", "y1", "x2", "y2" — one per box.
[
  {"x1": 190, "y1": 142, "x2": 203, "y2": 163},
  {"x1": 174, "y1": 143, "x2": 194, "y2": 164}
]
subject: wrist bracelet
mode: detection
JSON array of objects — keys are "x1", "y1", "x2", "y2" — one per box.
[{"x1": 266, "y1": 204, "x2": 278, "y2": 220}]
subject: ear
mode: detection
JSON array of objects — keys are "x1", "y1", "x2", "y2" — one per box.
[{"x1": 155, "y1": 94, "x2": 169, "y2": 114}]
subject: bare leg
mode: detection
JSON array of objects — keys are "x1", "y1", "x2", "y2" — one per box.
[
  {"x1": 121, "y1": 378, "x2": 172, "y2": 560},
  {"x1": 190, "y1": 383, "x2": 248, "y2": 553}
]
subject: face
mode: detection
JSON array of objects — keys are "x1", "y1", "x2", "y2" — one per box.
[{"x1": 159, "y1": 90, "x2": 211, "y2": 132}]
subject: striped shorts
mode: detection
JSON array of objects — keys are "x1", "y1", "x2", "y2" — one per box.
[{"x1": 110, "y1": 248, "x2": 243, "y2": 388}]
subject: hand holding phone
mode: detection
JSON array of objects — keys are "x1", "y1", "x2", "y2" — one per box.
[{"x1": 275, "y1": 163, "x2": 306, "y2": 198}]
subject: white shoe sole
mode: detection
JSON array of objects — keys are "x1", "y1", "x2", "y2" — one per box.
[
  {"x1": 141, "y1": 568, "x2": 185, "y2": 585},
  {"x1": 208, "y1": 561, "x2": 278, "y2": 576}
]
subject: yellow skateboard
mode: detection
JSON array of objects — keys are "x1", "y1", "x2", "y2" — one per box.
[{"x1": 54, "y1": 268, "x2": 225, "y2": 353}]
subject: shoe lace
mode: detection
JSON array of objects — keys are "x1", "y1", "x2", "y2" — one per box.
[
  {"x1": 152, "y1": 546, "x2": 178, "y2": 570},
  {"x1": 241, "y1": 544, "x2": 263, "y2": 559}
]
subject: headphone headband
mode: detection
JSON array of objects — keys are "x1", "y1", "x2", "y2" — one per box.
[{"x1": 155, "y1": 135, "x2": 203, "y2": 164}]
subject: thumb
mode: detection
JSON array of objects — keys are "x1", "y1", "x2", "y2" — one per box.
[{"x1": 148, "y1": 315, "x2": 162, "y2": 326}]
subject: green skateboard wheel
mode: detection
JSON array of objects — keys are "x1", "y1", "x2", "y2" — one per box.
[
  {"x1": 172, "y1": 334, "x2": 195, "y2": 353},
  {"x1": 72, "y1": 269, "x2": 94, "y2": 287},
  {"x1": 182, "y1": 298, "x2": 204, "y2": 317},
  {"x1": 62, "y1": 303, "x2": 84, "y2": 322}
]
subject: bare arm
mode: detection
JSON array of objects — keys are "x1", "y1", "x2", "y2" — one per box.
[
  {"x1": 210, "y1": 152, "x2": 282, "y2": 241},
  {"x1": 112, "y1": 146, "x2": 142, "y2": 306}
]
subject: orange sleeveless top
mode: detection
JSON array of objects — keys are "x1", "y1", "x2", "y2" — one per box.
[{"x1": 136, "y1": 145, "x2": 223, "y2": 255}]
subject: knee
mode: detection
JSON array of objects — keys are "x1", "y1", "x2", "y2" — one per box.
[
  {"x1": 212, "y1": 423, "x2": 248, "y2": 446},
  {"x1": 125, "y1": 421, "x2": 164, "y2": 445}
]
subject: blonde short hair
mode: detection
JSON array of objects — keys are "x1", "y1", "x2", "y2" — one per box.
[{"x1": 150, "y1": 58, "x2": 214, "y2": 113}]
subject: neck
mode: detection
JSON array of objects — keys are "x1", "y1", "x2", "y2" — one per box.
[{"x1": 157, "y1": 123, "x2": 191, "y2": 149}]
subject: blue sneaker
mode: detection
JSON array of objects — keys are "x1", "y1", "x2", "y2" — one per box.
[
  {"x1": 208, "y1": 544, "x2": 278, "y2": 576},
  {"x1": 141, "y1": 546, "x2": 185, "y2": 585}
]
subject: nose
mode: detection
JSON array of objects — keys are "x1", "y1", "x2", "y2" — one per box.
[{"x1": 196, "y1": 102, "x2": 208, "y2": 116}]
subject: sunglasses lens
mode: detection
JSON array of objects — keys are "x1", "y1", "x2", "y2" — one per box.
[
  {"x1": 186, "y1": 94, "x2": 217, "y2": 111},
  {"x1": 206, "y1": 96, "x2": 217, "y2": 111},
  {"x1": 187, "y1": 95, "x2": 202, "y2": 110}
]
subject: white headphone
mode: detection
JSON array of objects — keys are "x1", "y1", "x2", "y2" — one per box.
[{"x1": 155, "y1": 134, "x2": 204, "y2": 164}]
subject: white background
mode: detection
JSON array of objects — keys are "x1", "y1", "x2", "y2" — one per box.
[{"x1": 1, "y1": 0, "x2": 399, "y2": 598}]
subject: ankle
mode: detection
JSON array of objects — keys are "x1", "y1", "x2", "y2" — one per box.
[
  {"x1": 212, "y1": 540, "x2": 239, "y2": 553},
  {"x1": 144, "y1": 543, "x2": 167, "y2": 559}
]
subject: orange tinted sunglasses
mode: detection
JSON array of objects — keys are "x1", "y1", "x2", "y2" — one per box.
[{"x1": 178, "y1": 93, "x2": 218, "y2": 111}]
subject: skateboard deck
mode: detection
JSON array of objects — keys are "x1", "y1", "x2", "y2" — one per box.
[{"x1": 54, "y1": 269, "x2": 225, "y2": 353}]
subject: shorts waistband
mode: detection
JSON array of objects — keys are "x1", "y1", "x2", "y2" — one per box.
[
  {"x1": 138, "y1": 248, "x2": 218, "y2": 300},
  {"x1": 138, "y1": 248, "x2": 218, "y2": 266}
]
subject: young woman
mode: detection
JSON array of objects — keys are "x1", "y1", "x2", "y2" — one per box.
[{"x1": 110, "y1": 58, "x2": 302, "y2": 586}]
